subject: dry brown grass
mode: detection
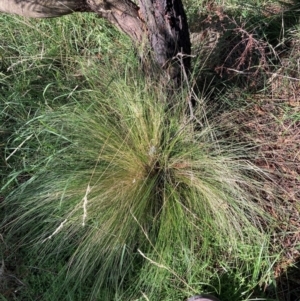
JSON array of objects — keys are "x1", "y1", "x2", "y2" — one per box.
[
  {"x1": 219, "y1": 70, "x2": 300, "y2": 301},
  {"x1": 190, "y1": 3, "x2": 300, "y2": 299}
]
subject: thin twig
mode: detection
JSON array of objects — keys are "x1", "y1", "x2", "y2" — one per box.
[
  {"x1": 42, "y1": 219, "x2": 68, "y2": 242},
  {"x1": 6, "y1": 134, "x2": 33, "y2": 162},
  {"x1": 82, "y1": 184, "x2": 91, "y2": 226}
]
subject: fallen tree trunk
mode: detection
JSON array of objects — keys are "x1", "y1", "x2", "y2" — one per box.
[{"x1": 0, "y1": 0, "x2": 191, "y2": 83}]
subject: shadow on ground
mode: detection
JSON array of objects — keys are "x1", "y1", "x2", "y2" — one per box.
[{"x1": 270, "y1": 259, "x2": 300, "y2": 301}]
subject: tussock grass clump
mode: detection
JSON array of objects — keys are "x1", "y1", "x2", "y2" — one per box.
[{"x1": 1, "y1": 65, "x2": 277, "y2": 300}]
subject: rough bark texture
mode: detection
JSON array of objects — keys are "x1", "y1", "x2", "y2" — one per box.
[
  {"x1": 0, "y1": 0, "x2": 92, "y2": 17},
  {"x1": 138, "y1": 0, "x2": 191, "y2": 81},
  {"x1": 86, "y1": 0, "x2": 144, "y2": 43}
]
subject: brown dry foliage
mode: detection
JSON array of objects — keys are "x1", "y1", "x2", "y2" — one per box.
[{"x1": 220, "y1": 73, "x2": 300, "y2": 299}]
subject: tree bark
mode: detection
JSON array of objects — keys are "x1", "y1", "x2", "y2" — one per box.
[
  {"x1": 0, "y1": 0, "x2": 92, "y2": 18},
  {"x1": 86, "y1": 0, "x2": 144, "y2": 43},
  {"x1": 138, "y1": 0, "x2": 191, "y2": 81},
  {"x1": 88, "y1": 0, "x2": 192, "y2": 82}
]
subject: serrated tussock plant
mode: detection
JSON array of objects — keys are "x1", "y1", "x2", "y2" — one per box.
[{"x1": 1, "y1": 67, "x2": 276, "y2": 300}]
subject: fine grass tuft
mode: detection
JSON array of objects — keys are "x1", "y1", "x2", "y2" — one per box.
[{"x1": 1, "y1": 61, "x2": 279, "y2": 300}]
